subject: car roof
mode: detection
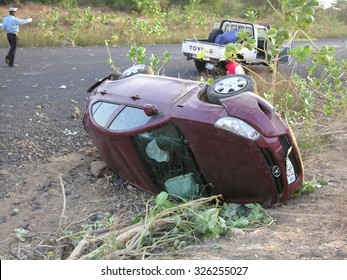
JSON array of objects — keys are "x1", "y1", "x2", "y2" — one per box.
[{"x1": 94, "y1": 74, "x2": 203, "y2": 109}]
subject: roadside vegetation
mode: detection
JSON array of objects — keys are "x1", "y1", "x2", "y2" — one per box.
[
  {"x1": 1, "y1": 0, "x2": 346, "y2": 259},
  {"x1": 1, "y1": 0, "x2": 347, "y2": 47}
]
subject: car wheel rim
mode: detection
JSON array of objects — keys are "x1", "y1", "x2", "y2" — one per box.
[
  {"x1": 214, "y1": 76, "x2": 247, "y2": 94},
  {"x1": 123, "y1": 64, "x2": 146, "y2": 76}
]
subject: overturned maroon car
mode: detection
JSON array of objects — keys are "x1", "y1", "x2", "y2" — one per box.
[{"x1": 83, "y1": 66, "x2": 304, "y2": 206}]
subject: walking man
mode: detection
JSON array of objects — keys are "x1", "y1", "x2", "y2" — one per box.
[{"x1": 1, "y1": 7, "x2": 32, "y2": 67}]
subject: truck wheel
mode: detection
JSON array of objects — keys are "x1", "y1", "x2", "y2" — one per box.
[
  {"x1": 208, "y1": 28, "x2": 223, "y2": 43},
  {"x1": 207, "y1": 74, "x2": 255, "y2": 104},
  {"x1": 194, "y1": 60, "x2": 206, "y2": 72},
  {"x1": 119, "y1": 64, "x2": 154, "y2": 79}
]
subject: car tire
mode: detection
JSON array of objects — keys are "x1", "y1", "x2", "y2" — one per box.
[
  {"x1": 208, "y1": 28, "x2": 223, "y2": 43},
  {"x1": 194, "y1": 60, "x2": 206, "y2": 72},
  {"x1": 119, "y1": 64, "x2": 154, "y2": 79},
  {"x1": 207, "y1": 74, "x2": 255, "y2": 104}
]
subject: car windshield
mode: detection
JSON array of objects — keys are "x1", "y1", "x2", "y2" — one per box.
[{"x1": 131, "y1": 123, "x2": 208, "y2": 198}]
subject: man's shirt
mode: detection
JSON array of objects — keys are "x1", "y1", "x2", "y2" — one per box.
[{"x1": 1, "y1": 15, "x2": 32, "y2": 34}]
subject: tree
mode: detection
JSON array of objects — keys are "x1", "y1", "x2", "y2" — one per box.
[
  {"x1": 333, "y1": 0, "x2": 347, "y2": 23},
  {"x1": 241, "y1": 0, "x2": 281, "y2": 15}
]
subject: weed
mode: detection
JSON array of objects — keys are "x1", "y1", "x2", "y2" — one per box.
[
  {"x1": 62, "y1": 192, "x2": 274, "y2": 259},
  {"x1": 293, "y1": 178, "x2": 328, "y2": 197},
  {"x1": 106, "y1": 43, "x2": 171, "y2": 75}
]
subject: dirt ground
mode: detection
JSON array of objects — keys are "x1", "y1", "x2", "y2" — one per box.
[{"x1": 0, "y1": 122, "x2": 346, "y2": 260}]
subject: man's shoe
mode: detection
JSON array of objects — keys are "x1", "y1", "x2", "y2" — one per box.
[
  {"x1": 5, "y1": 58, "x2": 9, "y2": 65},
  {"x1": 9, "y1": 64, "x2": 18, "y2": 67}
]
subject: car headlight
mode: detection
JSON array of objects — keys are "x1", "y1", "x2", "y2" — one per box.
[{"x1": 214, "y1": 117, "x2": 260, "y2": 140}]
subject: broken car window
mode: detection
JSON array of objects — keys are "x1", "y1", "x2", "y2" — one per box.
[{"x1": 131, "y1": 123, "x2": 207, "y2": 198}]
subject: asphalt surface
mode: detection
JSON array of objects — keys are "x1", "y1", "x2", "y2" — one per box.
[{"x1": 0, "y1": 39, "x2": 346, "y2": 166}]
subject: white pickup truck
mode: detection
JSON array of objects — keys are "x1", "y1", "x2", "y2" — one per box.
[{"x1": 182, "y1": 19, "x2": 292, "y2": 72}]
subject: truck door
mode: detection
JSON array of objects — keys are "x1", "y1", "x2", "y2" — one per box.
[
  {"x1": 265, "y1": 34, "x2": 293, "y2": 64},
  {"x1": 276, "y1": 40, "x2": 293, "y2": 64}
]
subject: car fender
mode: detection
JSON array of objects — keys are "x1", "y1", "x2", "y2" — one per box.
[{"x1": 220, "y1": 92, "x2": 288, "y2": 137}]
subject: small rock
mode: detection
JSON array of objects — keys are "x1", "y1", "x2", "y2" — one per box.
[
  {"x1": 9, "y1": 208, "x2": 21, "y2": 216},
  {"x1": 88, "y1": 213, "x2": 105, "y2": 222},
  {"x1": 113, "y1": 177, "x2": 127, "y2": 187},
  {"x1": 65, "y1": 190, "x2": 72, "y2": 196},
  {"x1": 85, "y1": 150, "x2": 95, "y2": 157},
  {"x1": 0, "y1": 216, "x2": 6, "y2": 224},
  {"x1": 231, "y1": 228, "x2": 245, "y2": 237},
  {"x1": 335, "y1": 249, "x2": 347, "y2": 258},
  {"x1": 12, "y1": 199, "x2": 21, "y2": 206},
  {"x1": 39, "y1": 238, "x2": 57, "y2": 246},
  {"x1": 74, "y1": 193, "x2": 81, "y2": 199},
  {"x1": 31, "y1": 203, "x2": 41, "y2": 211},
  {"x1": 90, "y1": 160, "x2": 108, "y2": 178},
  {"x1": 249, "y1": 229, "x2": 262, "y2": 237},
  {"x1": 38, "y1": 180, "x2": 52, "y2": 192},
  {"x1": 127, "y1": 185, "x2": 136, "y2": 191}
]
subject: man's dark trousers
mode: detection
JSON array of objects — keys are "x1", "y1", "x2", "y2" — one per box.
[{"x1": 6, "y1": 33, "x2": 18, "y2": 66}]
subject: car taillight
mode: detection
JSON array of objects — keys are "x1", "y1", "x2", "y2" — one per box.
[{"x1": 214, "y1": 117, "x2": 260, "y2": 140}]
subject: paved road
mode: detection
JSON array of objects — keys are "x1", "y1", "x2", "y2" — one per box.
[
  {"x1": 1, "y1": 38, "x2": 346, "y2": 108},
  {"x1": 0, "y1": 39, "x2": 346, "y2": 165},
  {"x1": 0, "y1": 44, "x2": 198, "y2": 113}
]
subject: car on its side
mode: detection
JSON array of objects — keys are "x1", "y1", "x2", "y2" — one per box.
[{"x1": 83, "y1": 66, "x2": 303, "y2": 206}]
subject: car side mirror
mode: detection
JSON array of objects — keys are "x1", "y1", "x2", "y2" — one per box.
[{"x1": 143, "y1": 104, "x2": 158, "y2": 116}]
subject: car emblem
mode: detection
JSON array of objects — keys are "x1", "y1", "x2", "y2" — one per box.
[{"x1": 272, "y1": 166, "x2": 281, "y2": 177}]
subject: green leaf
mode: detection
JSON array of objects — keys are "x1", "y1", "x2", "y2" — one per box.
[
  {"x1": 323, "y1": 105, "x2": 334, "y2": 116},
  {"x1": 212, "y1": 243, "x2": 222, "y2": 250},
  {"x1": 197, "y1": 50, "x2": 206, "y2": 59},
  {"x1": 231, "y1": 217, "x2": 249, "y2": 228},
  {"x1": 266, "y1": 28, "x2": 277, "y2": 38},
  {"x1": 310, "y1": 0, "x2": 320, "y2": 7},
  {"x1": 160, "y1": 199, "x2": 174, "y2": 210},
  {"x1": 15, "y1": 228, "x2": 29, "y2": 242},
  {"x1": 331, "y1": 68, "x2": 340, "y2": 77},
  {"x1": 150, "y1": 53, "x2": 160, "y2": 69},
  {"x1": 127, "y1": 45, "x2": 137, "y2": 59},
  {"x1": 334, "y1": 78, "x2": 342, "y2": 86},
  {"x1": 317, "y1": 179, "x2": 328, "y2": 185},
  {"x1": 174, "y1": 239, "x2": 180, "y2": 248},
  {"x1": 130, "y1": 215, "x2": 142, "y2": 225},
  {"x1": 155, "y1": 191, "x2": 168, "y2": 206},
  {"x1": 163, "y1": 51, "x2": 171, "y2": 63}
]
